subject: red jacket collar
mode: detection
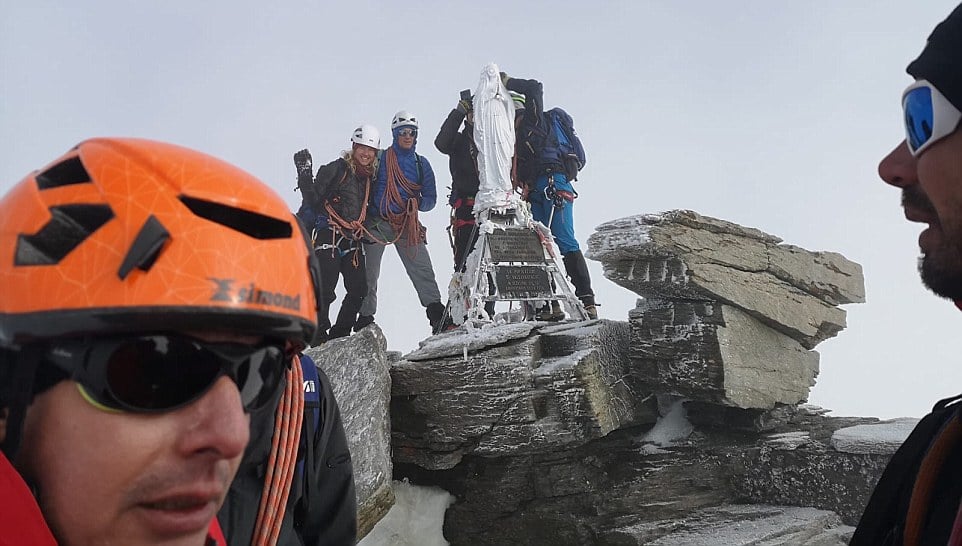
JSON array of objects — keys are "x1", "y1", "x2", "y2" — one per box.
[{"x1": 0, "y1": 451, "x2": 56, "y2": 545}]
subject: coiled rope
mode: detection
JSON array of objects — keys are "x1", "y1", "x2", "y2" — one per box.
[
  {"x1": 251, "y1": 356, "x2": 304, "y2": 546},
  {"x1": 379, "y1": 147, "x2": 424, "y2": 248},
  {"x1": 324, "y1": 168, "x2": 372, "y2": 268}
]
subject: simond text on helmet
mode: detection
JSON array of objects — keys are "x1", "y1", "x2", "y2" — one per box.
[{"x1": 209, "y1": 278, "x2": 301, "y2": 311}]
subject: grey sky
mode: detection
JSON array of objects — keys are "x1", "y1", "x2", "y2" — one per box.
[{"x1": 2, "y1": 1, "x2": 959, "y2": 419}]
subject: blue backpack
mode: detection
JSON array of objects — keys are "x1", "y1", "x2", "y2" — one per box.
[{"x1": 543, "y1": 108, "x2": 586, "y2": 181}]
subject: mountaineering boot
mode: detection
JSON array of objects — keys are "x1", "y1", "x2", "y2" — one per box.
[
  {"x1": 329, "y1": 306, "x2": 358, "y2": 339},
  {"x1": 562, "y1": 250, "x2": 598, "y2": 320},
  {"x1": 311, "y1": 329, "x2": 329, "y2": 347},
  {"x1": 426, "y1": 302, "x2": 446, "y2": 334},
  {"x1": 484, "y1": 300, "x2": 496, "y2": 319},
  {"x1": 536, "y1": 300, "x2": 565, "y2": 321},
  {"x1": 327, "y1": 326, "x2": 351, "y2": 339},
  {"x1": 579, "y1": 294, "x2": 599, "y2": 320},
  {"x1": 354, "y1": 314, "x2": 375, "y2": 332}
]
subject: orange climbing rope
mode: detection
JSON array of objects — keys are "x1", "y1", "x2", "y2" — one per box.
[
  {"x1": 251, "y1": 356, "x2": 304, "y2": 546},
  {"x1": 379, "y1": 147, "x2": 424, "y2": 248},
  {"x1": 324, "y1": 169, "x2": 373, "y2": 268},
  {"x1": 324, "y1": 170, "x2": 371, "y2": 241}
]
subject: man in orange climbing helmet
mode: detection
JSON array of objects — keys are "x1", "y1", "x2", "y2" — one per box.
[{"x1": 0, "y1": 138, "x2": 323, "y2": 545}]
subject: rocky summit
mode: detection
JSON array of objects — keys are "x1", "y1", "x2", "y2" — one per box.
[{"x1": 316, "y1": 210, "x2": 907, "y2": 545}]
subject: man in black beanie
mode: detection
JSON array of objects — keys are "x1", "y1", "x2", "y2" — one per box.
[{"x1": 851, "y1": 4, "x2": 962, "y2": 545}]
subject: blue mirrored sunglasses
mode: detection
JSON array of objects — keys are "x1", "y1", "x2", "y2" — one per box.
[
  {"x1": 397, "y1": 128, "x2": 417, "y2": 137},
  {"x1": 903, "y1": 79, "x2": 962, "y2": 156}
]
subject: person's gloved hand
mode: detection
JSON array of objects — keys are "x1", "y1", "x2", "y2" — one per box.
[
  {"x1": 293, "y1": 149, "x2": 313, "y2": 176},
  {"x1": 457, "y1": 99, "x2": 472, "y2": 114}
]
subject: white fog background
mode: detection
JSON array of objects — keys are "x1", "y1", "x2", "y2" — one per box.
[{"x1": 2, "y1": 1, "x2": 960, "y2": 420}]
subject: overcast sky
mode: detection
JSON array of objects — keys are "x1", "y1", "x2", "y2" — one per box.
[{"x1": 2, "y1": 1, "x2": 960, "y2": 419}]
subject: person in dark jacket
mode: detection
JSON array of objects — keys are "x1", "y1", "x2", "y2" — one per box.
[
  {"x1": 294, "y1": 125, "x2": 380, "y2": 342},
  {"x1": 357, "y1": 110, "x2": 446, "y2": 333},
  {"x1": 851, "y1": 5, "x2": 962, "y2": 544},
  {"x1": 435, "y1": 94, "x2": 482, "y2": 269},
  {"x1": 504, "y1": 73, "x2": 598, "y2": 319},
  {"x1": 434, "y1": 93, "x2": 499, "y2": 321}
]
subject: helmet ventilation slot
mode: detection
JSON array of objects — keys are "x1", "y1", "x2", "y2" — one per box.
[
  {"x1": 35, "y1": 157, "x2": 92, "y2": 189},
  {"x1": 15, "y1": 204, "x2": 114, "y2": 265},
  {"x1": 179, "y1": 195, "x2": 292, "y2": 239}
]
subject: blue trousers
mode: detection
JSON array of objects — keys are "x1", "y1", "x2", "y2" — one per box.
[{"x1": 528, "y1": 172, "x2": 580, "y2": 254}]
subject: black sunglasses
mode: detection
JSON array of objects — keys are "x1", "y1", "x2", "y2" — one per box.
[
  {"x1": 42, "y1": 334, "x2": 290, "y2": 413},
  {"x1": 397, "y1": 128, "x2": 417, "y2": 137}
]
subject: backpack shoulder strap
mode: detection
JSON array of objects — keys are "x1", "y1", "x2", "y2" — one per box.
[{"x1": 294, "y1": 353, "x2": 321, "y2": 512}]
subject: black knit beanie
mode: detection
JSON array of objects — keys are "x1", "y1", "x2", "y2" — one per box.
[{"x1": 907, "y1": 4, "x2": 962, "y2": 111}]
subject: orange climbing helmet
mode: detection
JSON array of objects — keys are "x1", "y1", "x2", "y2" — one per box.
[{"x1": 0, "y1": 138, "x2": 320, "y2": 347}]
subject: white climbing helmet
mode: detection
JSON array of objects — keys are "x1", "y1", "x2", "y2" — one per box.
[
  {"x1": 351, "y1": 124, "x2": 380, "y2": 148},
  {"x1": 391, "y1": 110, "x2": 418, "y2": 130}
]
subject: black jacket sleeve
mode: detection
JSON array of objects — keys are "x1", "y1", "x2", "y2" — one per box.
[
  {"x1": 435, "y1": 109, "x2": 466, "y2": 155},
  {"x1": 297, "y1": 170, "x2": 322, "y2": 213},
  {"x1": 505, "y1": 77, "x2": 544, "y2": 118}
]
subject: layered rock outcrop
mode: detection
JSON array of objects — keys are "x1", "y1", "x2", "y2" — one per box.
[
  {"x1": 331, "y1": 210, "x2": 908, "y2": 544},
  {"x1": 380, "y1": 210, "x2": 897, "y2": 545}
]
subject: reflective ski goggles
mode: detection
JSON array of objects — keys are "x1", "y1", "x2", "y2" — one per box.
[
  {"x1": 397, "y1": 128, "x2": 417, "y2": 137},
  {"x1": 903, "y1": 79, "x2": 962, "y2": 156},
  {"x1": 42, "y1": 334, "x2": 290, "y2": 413}
]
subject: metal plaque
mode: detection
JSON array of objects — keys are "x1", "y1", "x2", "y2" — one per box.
[
  {"x1": 487, "y1": 229, "x2": 546, "y2": 263},
  {"x1": 494, "y1": 266, "x2": 552, "y2": 298}
]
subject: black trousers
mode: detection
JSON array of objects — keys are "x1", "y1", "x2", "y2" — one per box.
[
  {"x1": 316, "y1": 231, "x2": 367, "y2": 336},
  {"x1": 452, "y1": 204, "x2": 478, "y2": 270}
]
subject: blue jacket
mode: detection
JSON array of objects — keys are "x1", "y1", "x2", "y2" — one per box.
[{"x1": 371, "y1": 136, "x2": 436, "y2": 217}]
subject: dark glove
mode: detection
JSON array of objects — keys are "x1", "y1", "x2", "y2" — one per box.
[
  {"x1": 293, "y1": 149, "x2": 313, "y2": 177},
  {"x1": 457, "y1": 99, "x2": 472, "y2": 114}
]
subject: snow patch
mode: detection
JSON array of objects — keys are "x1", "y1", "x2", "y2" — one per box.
[
  {"x1": 764, "y1": 431, "x2": 810, "y2": 450},
  {"x1": 641, "y1": 399, "x2": 693, "y2": 450},
  {"x1": 358, "y1": 480, "x2": 455, "y2": 546},
  {"x1": 831, "y1": 417, "x2": 918, "y2": 455},
  {"x1": 405, "y1": 322, "x2": 535, "y2": 361}
]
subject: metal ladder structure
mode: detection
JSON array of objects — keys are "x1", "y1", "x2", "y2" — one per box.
[{"x1": 447, "y1": 205, "x2": 588, "y2": 326}]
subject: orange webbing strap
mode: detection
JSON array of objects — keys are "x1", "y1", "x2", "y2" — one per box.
[{"x1": 251, "y1": 358, "x2": 305, "y2": 546}]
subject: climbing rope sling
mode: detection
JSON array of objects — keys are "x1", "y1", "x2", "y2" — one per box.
[
  {"x1": 376, "y1": 147, "x2": 426, "y2": 249},
  {"x1": 251, "y1": 356, "x2": 305, "y2": 546}
]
